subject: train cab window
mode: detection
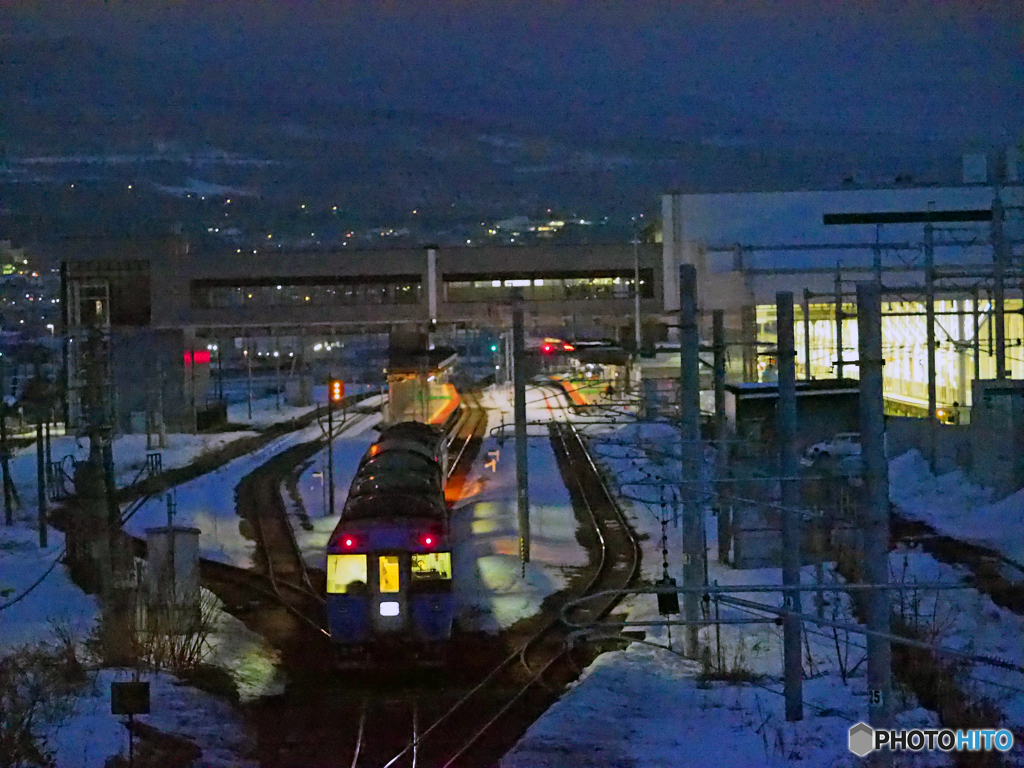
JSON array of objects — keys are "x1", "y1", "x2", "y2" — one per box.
[
  {"x1": 411, "y1": 552, "x2": 452, "y2": 581},
  {"x1": 326, "y1": 554, "x2": 368, "y2": 594},
  {"x1": 378, "y1": 555, "x2": 401, "y2": 593}
]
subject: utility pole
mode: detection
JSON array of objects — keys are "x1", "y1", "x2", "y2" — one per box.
[
  {"x1": 992, "y1": 191, "x2": 1008, "y2": 379},
  {"x1": 275, "y1": 333, "x2": 282, "y2": 411},
  {"x1": 36, "y1": 419, "x2": 47, "y2": 548},
  {"x1": 857, "y1": 280, "x2": 892, "y2": 734},
  {"x1": 1, "y1": 400, "x2": 11, "y2": 527},
  {"x1": 246, "y1": 336, "x2": 253, "y2": 421},
  {"x1": 712, "y1": 310, "x2": 729, "y2": 564},
  {"x1": 633, "y1": 236, "x2": 642, "y2": 352},
  {"x1": 679, "y1": 264, "x2": 703, "y2": 658},
  {"x1": 802, "y1": 289, "x2": 812, "y2": 381},
  {"x1": 512, "y1": 290, "x2": 529, "y2": 567},
  {"x1": 156, "y1": 359, "x2": 166, "y2": 449},
  {"x1": 777, "y1": 291, "x2": 803, "y2": 721},
  {"x1": 1, "y1": 354, "x2": 11, "y2": 526},
  {"x1": 972, "y1": 287, "x2": 981, "y2": 381},
  {"x1": 834, "y1": 268, "x2": 844, "y2": 380},
  {"x1": 924, "y1": 209, "x2": 937, "y2": 468}
]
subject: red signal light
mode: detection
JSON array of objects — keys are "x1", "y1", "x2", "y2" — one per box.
[
  {"x1": 342, "y1": 536, "x2": 356, "y2": 548},
  {"x1": 542, "y1": 344, "x2": 552, "y2": 353},
  {"x1": 420, "y1": 533, "x2": 436, "y2": 548}
]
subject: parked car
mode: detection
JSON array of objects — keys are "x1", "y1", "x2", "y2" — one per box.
[{"x1": 801, "y1": 432, "x2": 861, "y2": 465}]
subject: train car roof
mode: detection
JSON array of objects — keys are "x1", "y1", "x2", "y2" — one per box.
[
  {"x1": 340, "y1": 491, "x2": 447, "y2": 521},
  {"x1": 360, "y1": 439, "x2": 442, "y2": 465},
  {"x1": 379, "y1": 421, "x2": 446, "y2": 440}
]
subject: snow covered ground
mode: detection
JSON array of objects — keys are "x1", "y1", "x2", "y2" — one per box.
[
  {"x1": 47, "y1": 668, "x2": 257, "y2": 768},
  {"x1": 5, "y1": 430, "x2": 258, "y2": 523},
  {"x1": 225, "y1": 382, "x2": 377, "y2": 429},
  {"x1": 0, "y1": 525, "x2": 96, "y2": 652},
  {"x1": 501, "y1": 415, "x2": 1024, "y2": 768},
  {"x1": 889, "y1": 449, "x2": 1024, "y2": 566},
  {"x1": 121, "y1": 395, "x2": 385, "y2": 567}
]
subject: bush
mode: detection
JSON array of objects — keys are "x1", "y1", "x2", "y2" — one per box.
[{"x1": 0, "y1": 643, "x2": 86, "y2": 768}]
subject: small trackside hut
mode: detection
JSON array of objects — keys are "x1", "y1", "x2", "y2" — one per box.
[{"x1": 325, "y1": 421, "x2": 455, "y2": 665}]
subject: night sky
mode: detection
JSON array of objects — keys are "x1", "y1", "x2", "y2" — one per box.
[{"x1": 4, "y1": 0, "x2": 1021, "y2": 146}]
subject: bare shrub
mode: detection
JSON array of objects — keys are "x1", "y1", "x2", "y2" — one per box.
[{"x1": 0, "y1": 643, "x2": 85, "y2": 768}]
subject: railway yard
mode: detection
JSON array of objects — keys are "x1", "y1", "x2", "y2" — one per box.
[
  {"x1": 227, "y1": 387, "x2": 644, "y2": 767},
  {"x1": 4, "y1": 379, "x2": 1024, "y2": 767}
]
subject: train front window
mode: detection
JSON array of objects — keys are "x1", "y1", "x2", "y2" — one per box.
[
  {"x1": 411, "y1": 552, "x2": 452, "y2": 581},
  {"x1": 378, "y1": 555, "x2": 401, "y2": 593},
  {"x1": 326, "y1": 554, "x2": 367, "y2": 594}
]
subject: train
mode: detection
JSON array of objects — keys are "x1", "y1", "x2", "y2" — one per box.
[{"x1": 325, "y1": 420, "x2": 455, "y2": 664}]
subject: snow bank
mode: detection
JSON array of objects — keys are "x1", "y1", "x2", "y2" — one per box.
[
  {"x1": 889, "y1": 449, "x2": 1024, "y2": 564},
  {"x1": 0, "y1": 526, "x2": 97, "y2": 652},
  {"x1": 49, "y1": 669, "x2": 256, "y2": 768}
]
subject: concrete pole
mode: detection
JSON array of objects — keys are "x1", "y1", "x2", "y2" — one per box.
[
  {"x1": 992, "y1": 192, "x2": 1007, "y2": 379},
  {"x1": 802, "y1": 289, "x2": 812, "y2": 381},
  {"x1": 1, "y1": 403, "x2": 11, "y2": 527},
  {"x1": 246, "y1": 336, "x2": 253, "y2": 421},
  {"x1": 776, "y1": 291, "x2": 803, "y2": 721},
  {"x1": 972, "y1": 287, "x2": 981, "y2": 382},
  {"x1": 741, "y1": 305, "x2": 757, "y2": 382},
  {"x1": 856, "y1": 280, "x2": 892, "y2": 732},
  {"x1": 713, "y1": 310, "x2": 729, "y2": 564},
  {"x1": 512, "y1": 290, "x2": 530, "y2": 565},
  {"x1": 835, "y1": 269, "x2": 844, "y2": 380},
  {"x1": 957, "y1": 301, "x2": 967, "y2": 411},
  {"x1": 36, "y1": 421, "x2": 47, "y2": 548},
  {"x1": 679, "y1": 265, "x2": 704, "y2": 658},
  {"x1": 275, "y1": 332, "x2": 281, "y2": 411},
  {"x1": 924, "y1": 217, "x2": 937, "y2": 467},
  {"x1": 633, "y1": 238, "x2": 642, "y2": 352}
]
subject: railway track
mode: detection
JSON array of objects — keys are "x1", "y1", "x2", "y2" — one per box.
[
  {"x1": 378, "y1": 420, "x2": 641, "y2": 768},
  {"x1": 447, "y1": 390, "x2": 488, "y2": 480},
  {"x1": 203, "y1": 409, "x2": 377, "y2": 654}
]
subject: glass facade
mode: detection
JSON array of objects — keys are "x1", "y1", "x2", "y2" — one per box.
[
  {"x1": 444, "y1": 270, "x2": 654, "y2": 303},
  {"x1": 755, "y1": 299, "x2": 1024, "y2": 415},
  {"x1": 191, "y1": 277, "x2": 421, "y2": 309}
]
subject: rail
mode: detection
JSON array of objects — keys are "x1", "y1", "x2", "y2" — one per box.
[{"x1": 383, "y1": 420, "x2": 641, "y2": 767}]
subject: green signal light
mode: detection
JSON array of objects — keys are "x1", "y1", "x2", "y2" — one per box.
[{"x1": 490, "y1": 345, "x2": 498, "y2": 352}]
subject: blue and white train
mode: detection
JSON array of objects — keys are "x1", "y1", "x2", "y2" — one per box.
[{"x1": 325, "y1": 421, "x2": 454, "y2": 664}]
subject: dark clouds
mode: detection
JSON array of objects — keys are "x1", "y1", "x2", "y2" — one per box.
[{"x1": 3, "y1": 0, "x2": 1021, "y2": 143}]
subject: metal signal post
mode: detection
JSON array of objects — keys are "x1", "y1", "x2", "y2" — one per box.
[{"x1": 328, "y1": 377, "x2": 344, "y2": 517}]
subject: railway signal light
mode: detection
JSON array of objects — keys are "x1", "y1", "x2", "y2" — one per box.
[
  {"x1": 490, "y1": 344, "x2": 498, "y2": 352},
  {"x1": 330, "y1": 379, "x2": 345, "y2": 403},
  {"x1": 342, "y1": 536, "x2": 357, "y2": 548},
  {"x1": 420, "y1": 533, "x2": 436, "y2": 548}
]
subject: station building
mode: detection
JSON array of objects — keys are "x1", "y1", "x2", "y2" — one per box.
[{"x1": 48, "y1": 168, "x2": 1023, "y2": 432}]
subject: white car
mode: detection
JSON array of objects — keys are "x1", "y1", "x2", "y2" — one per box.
[{"x1": 801, "y1": 432, "x2": 861, "y2": 465}]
